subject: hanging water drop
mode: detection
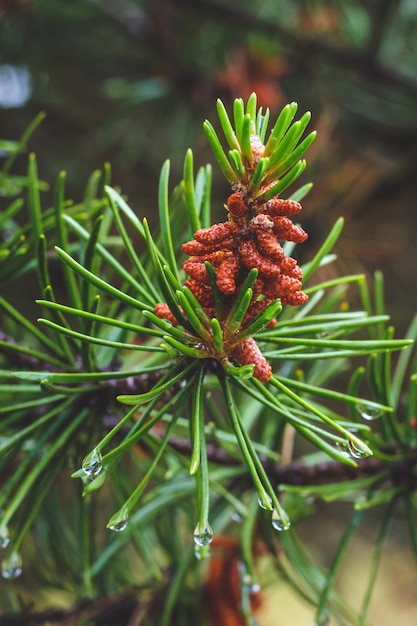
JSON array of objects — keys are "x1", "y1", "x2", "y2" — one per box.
[
  {"x1": 81, "y1": 447, "x2": 103, "y2": 477},
  {"x1": 0, "y1": 525, "x2": 10, "y2": 549},
  {"x1": 257, "y1": 494, "x2": 272, "y2": 510},
  {"x1": 107, "y1": 506, "x2": 129, "y2": 532},
  {"x1": 108, "y1": 513, "x2": 128, "y2": 532},
  {"x1": 193, "y1": 521, "x2": 213, "y2": 547},
  {"x1": 1, "y1": 552, "x2": 22, "y2": 579},
  {"x1": 347, "y1": 439, "x2": 373, "y2": 459},
  {"x1": 336, "y1": 439, "x2": 372, "y2": 459},
  {"x1": 356, "y1": 404, "x2": 384, "y2": 421},
  {"x1": 271, "y1": 507, "x2": 291, "y2": 531},
  {"x1": 108, "y1": 518, "x2": 128, "y2": 532}
]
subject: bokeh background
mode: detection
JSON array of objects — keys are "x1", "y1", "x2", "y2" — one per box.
[{"x1": 1, "y1": 0, "x2": 417, "y2": 623}]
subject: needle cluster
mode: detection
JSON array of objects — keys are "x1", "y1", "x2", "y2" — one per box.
[{"x1": 155, "y1": 94, "x2": 311, "y2": 381}]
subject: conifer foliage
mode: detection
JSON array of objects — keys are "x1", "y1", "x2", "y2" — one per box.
[{"x1": 0, "y1": 95, "x2": 416, "y2": 625}]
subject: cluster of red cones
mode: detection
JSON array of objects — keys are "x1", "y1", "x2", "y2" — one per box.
[{"x1": 155, "y1": 190, "x2": 308, "y2": 382}]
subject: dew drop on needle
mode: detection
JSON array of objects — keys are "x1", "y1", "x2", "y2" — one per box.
[
  {"x1": 81, "y1": 447, "x2": 103, "y2": 477},
  {"x1": 271, "y1": 507, "x2": 291, "y2": 531},
  {"x1": 193, "y1": 522, "x2": 213, "y2": 547}
]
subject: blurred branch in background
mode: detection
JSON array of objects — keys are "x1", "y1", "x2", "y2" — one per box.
[{"x1": 175, "y1": 0, "x2": 417, "y2": 96}]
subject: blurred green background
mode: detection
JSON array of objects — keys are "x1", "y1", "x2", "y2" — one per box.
[{"x1": 1, "y1": 1, "x2": 417, "y2": 623}]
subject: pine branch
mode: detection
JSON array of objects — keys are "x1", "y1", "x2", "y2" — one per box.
[
  {"x1": 173, "y1": 0, "x2": 417, "y2": 97},
  {"x1": 1, "y1": 94, "x2": 415, "y2": 623},
  {"x1": 168, "y1": 433, "x2": 417, "y2": 489}
]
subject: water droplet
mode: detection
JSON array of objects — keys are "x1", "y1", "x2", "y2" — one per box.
[
  {"x1": 257, "y1": 494, "x2": 272, "y2": 510},
  {"x1": 1, "y1": 552, "x2": 22, "y2": 579},
  {"x1": 107, "y1": 507, "x2": 129, "y2": 532},
  {"x1": 193, "y1": 521, "x2": 213, "y2": 547},
  {"x1": 231, "y1": 512, "x2": 244, "y2": 523},
  {"x1": 109, "y1": 518, "x2": 128, "y2": 532},
  {"x1": 238, "y1": 562, "x2": 262, "y2": 597},
  {"x1": 356, "y1": 404, "x2": 384, "y2": 421},
  {"x1": 81, "y1": 447, "x2": 103, "y2": 477},
  {"x1": 0, "y1": 525, "x2": 10, "y2": 549},
  {"x1": 337, "y1": 439, "x2": 372, "y2": 459},
  {"x1": 242, "y1": 572, "x2": 261, "y2": 594},
  {"x1": 271, "y1": 507, "x2": 291, "y2": 531},
  {"x1": 249, "y1": 581, "x2": 261, "y2": 594},
  {"x1": 347, "y1": 439, "x2": 372, "y2": 459}
]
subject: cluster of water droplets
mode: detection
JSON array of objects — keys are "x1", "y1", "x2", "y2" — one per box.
[
  {"x1": 238, "y1": 562, "x2": 261, "y2": 625},
  {"x1": 258, "y1": 495, "x2": 291, "y2": 531},
  {"x1": 0, "y1": 522, "x2": 22, "y2": 579},
  {"x1": 240, "y1": 563, "x2": 261, "y2": 596}
]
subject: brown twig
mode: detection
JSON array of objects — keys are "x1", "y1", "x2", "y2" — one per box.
[
  {"x1": 167, "y1": 433, "x2": 417, "y2": 489},
  {"x1": 0, "y1": 590, "x2": 138, "y2": 626}
]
